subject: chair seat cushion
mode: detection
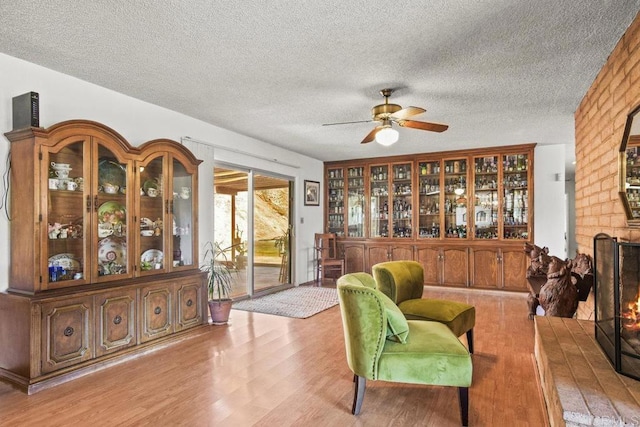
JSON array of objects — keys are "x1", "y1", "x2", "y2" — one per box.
[
  {"x1": 377, "y1": 320, "x2": 472, "y2": 387},
  {"x1": 398, "y1": 299, "x2": 475, "y2": 338}
]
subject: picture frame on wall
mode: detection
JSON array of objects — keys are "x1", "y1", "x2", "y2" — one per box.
[{"x1": 304, "y1": 180, "x2": 320, "y2": 206}]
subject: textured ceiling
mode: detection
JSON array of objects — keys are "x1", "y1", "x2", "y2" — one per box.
[{"x1": 1, "y1": 1, "x2": 639, "y2": 167}]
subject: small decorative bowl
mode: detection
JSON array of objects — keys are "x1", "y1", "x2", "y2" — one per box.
[{"x1": 140, "y1": 230, "x2": 154, "y2": 237}]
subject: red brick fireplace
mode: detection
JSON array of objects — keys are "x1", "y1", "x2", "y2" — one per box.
[{"x1": 575, "y1": 11, "x2": 640, "y2": 321}]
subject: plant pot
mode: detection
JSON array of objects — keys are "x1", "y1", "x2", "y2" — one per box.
[{"x1": 208, "y1": 299, "x2": 232, "y2": 324}]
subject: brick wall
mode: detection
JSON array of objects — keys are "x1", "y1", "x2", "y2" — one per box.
[{"x1": 575, "y1": 11, "x2": 640, "y2": 319}]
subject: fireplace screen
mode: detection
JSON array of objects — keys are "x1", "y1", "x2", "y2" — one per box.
[{"x1": 594, "y1": 233, "x2": 640, "y2": 380}]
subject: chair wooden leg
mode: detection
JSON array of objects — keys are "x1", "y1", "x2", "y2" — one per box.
[
  {"x1": 352, "y1": 375, "x2": 366, "y2": 415},
  {"x1": 466, "y1": 329, "x2": 474, "y2": 354},
  {"x1": 458, "y1": 387, "x2": 469, "y2": 426}
]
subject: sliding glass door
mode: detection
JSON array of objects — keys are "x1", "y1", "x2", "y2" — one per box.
[
  {"x1": 214, "y1": 165, "x2": 293, "y2": 297},
  {"x1": 253, "y1": 174, "x2": 292, "y2": 293},
  {"x1": 213, "y1": 167, "x2": 249, "y2": 298}
]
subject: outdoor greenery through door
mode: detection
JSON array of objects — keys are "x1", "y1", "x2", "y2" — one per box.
[{"x1": 214, "y1": 166, "x2": 292, "y2": 298}]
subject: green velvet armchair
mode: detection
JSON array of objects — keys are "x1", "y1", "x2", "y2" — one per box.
[
  {"x1": 337, "y1": 274, "x2": 473, "y2": 425},
  {"x1": 372, "y1": 260, "x2": 476, "y2": 353}
]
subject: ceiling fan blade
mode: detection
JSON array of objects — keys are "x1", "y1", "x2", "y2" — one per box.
[
  {"x1": 361, "y1": 126, "x2": 383, "y2": 144},
  {"x1": 397, "y1": 119, "x2": 449, "y2": 133},
  {"x1": 322, "y1": 119, "x2": 373, "y2": 126},
  {"x1": 390, "y1": 106, "x2": 426, "y2": 120}
]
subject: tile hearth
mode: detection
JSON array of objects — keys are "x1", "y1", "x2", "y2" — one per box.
[{"x1": 534, "y1": 316, "x2": 640, "y2": 426}]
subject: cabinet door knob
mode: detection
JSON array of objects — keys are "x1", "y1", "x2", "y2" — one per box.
[
  {"x1": 113, "y1": 315, "x2": 122, "y2": 325},
  {"x1": 186, "y1": 299, "x2": 193, "y2": 307},
  {"x1": 154, "y1": 306, "x2": 162, "y2": 315},
  {"x1": 63, "y1": 326, "x2": 74, "y2": 337}
]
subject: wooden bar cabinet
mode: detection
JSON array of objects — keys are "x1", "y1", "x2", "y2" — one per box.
[{"x1": 324, "y1": 143, "x2": 535, "y2": 291}]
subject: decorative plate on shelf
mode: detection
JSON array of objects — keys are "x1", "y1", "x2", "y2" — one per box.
[
  {"x1": 49, "y1": 253, "x2": 81, "y2": 271},
  {"x1": 141, "y1": 249, "x2": 163, "y2": 263},
  {"x1": 98, "y1": 159, "x2": 126, "y2": 188},
  {"x1": 141, "y1": 249, "x2": 163, "y2": 270},
  {"x1": 97, "y1": 237, "x2": 127, "y2": 266},
  {"x1": 98, "y1": 201, "x2": 126, "y2": 225}
]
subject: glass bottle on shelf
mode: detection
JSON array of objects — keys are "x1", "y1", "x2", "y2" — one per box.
[
  {"x1": 443, "y1": 158, "x2": 468, "y2": 238},
  {"x1": 473, "y1": 156, "x2": 498, "y2": 239},
  {"x1": 347, "y1": 166, "x2": 365, "y2": 237},
  {"x1": 47, "y1": 142, "x2": 86, "y2": 284},
  {"x1": 369, "y1": 164, "x2": 389, "y2": 237},
  {"x1": 418, "y1": 160, "x2": 441, "y2": 238},
  {"x1": 391, "y1": 163, "x2": 412, "y2": 238},
  {"x1": 502, "y1": 153, "x2": 529, "y2": 239},
  {"x1": 626, "y1": 145, "x2": 640, "y2": 217},
  {"x1": 327, "y1": 167, "x2": 345, "y2": 236}
]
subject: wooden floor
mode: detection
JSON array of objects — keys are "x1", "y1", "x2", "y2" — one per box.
[{"x1": 0, "y1": 286, "x2": 548, "y2": 426}]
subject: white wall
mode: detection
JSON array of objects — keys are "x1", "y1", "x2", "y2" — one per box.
[
  {"x1": 534, "y1": 144, "x2": 567, "y2": 258},
  {"x1": 0, "y1": 53, "x2": 325, "y2": 292}
]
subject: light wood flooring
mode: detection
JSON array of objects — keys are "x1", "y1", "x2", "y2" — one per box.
[{"x1": 0, "y1": 286, "x2": 548, "y2": 426}]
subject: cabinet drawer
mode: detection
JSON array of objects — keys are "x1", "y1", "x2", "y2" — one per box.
[
  {"x1": 95, "y1": 289, "x2": 137, "y2": 357},
  {"x1": 175, "y1": 281, "x2": 204, "y2": 331},
  {"x1": 139, "y1": 283, "x2": 173, "y2": 343},
  {"x1": 40, "y1": 297, "x2": 93, "y2": 374}
]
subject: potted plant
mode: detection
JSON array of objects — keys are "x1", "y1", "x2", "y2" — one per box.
[{"x1": 202, "y1": 241, "x2": 235, "y2": 324}]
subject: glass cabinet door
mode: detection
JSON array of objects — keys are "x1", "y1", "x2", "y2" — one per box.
[
  {"x1": 370, "y1": 165, "x2": 389, "y2": 237},
  {"x1": 327, "y1": 167, "x2": 345, "y2": 236},
  {"x1": 392, "y1": 163, "x2": 412, "y2": 238},
  {"x1": 418, "y1": 160, "x2": 441, "y2": 238},
  {"x1": 95, "y1": 144, "x2": 131, "y2": 279},
  {"x1": 46, "y1": 140, "x2": 88, "y2": 286},
  {"x1": 347, "y1": 166, "x2": 365, "y2": 237},
  {"x1": 171, "y1": 157, "x2": 196, "y2": 268},
  {"x1": 443, "y1": 159, "x2": 468, "y2": 238},
  {"x1": 473, "y1": 156, "x2": 498, "y2": 239},
  {"x1": 502, "y1": 153, "x2": 529, "y2": 239},
  {"x1": 138, "y1": 155, "x2": 167, "y2": 273}
]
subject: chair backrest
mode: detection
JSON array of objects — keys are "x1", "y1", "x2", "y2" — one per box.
[
  {"x1": 337, "y1": 275, "x2": 387, "y2": 379},
  {"x1": 315, "y1": 233, "x2": 339, "y2": 260},
  {"x1": 372, "y1": 260, "x2": 425, "y2": 304}
]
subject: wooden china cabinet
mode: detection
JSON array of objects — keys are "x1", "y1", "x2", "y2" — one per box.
[
  {"x1": 324, "y1": 144, "x2": 534, "y2": 291},
  {"x1": 0, "y1": 120, "x2": 207, "y2": 393}
]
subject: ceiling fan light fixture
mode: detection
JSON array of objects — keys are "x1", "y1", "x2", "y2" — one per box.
[{"x1": 376, "y1": 127, "x2": 399, "y2": 146}]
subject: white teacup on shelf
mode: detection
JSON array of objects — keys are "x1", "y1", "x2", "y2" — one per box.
[
  {"x1": 103, "y1": 183, "x2": 119, "y2": 194},
  {"x1": 180, "y1": 187, "x2": 190, "y2": 199},
  {"x1": 147, "y1": 187, "x2": 158, "y2": 197},
  {"x1": 98, "y1": 223, "x2": 114, "y2": 238},
  {"x1": 55, "y1": 169, "x2": 70, "y2": 179},
  {"x1": 66, "y1": 181, "x2": 78, "y2": 191},
  {"x1": 51, "y1": 162, "x2": 71, "y2": 170}
]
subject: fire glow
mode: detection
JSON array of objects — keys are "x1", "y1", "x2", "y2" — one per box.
[{"x1": 621, "y1": 294, "x2": 640, "y2": 332}]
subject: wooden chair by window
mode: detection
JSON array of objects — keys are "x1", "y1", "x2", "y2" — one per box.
[{"x1": 314, "y1": 233, "x2": 345, "y2": 283}]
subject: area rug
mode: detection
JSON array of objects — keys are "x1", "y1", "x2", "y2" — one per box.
[{"x1": 232, "y1": 286, "x2": 339, "y2": 319}]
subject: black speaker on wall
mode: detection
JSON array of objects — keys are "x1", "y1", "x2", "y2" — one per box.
[{"x1": 12, "y1": 91, "x2": 39, "y2": 130}]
